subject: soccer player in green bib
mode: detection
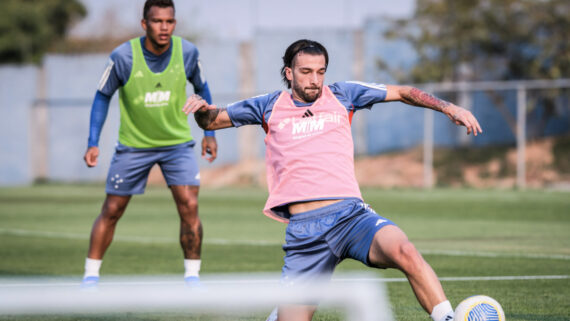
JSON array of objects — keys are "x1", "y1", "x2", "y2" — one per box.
[{"x1": 81, "y1": 0, "x2": 216, "y2": 288}]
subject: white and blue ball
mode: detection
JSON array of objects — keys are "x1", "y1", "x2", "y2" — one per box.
[{"x1": 454, "y1": 295, "x2": 505, "y2": 321}]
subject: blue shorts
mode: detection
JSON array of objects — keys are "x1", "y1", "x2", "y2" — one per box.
[
  {"x1": 281, "y1": 198, "x2": 395, "y2": 283},
  {"x1": 105, "y1": 141, "x2": 200, "y2": 195}
]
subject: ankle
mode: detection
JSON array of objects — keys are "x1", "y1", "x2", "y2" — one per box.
[
  {"x1": 430, "y1": 300, "x2": 454, "y2": 321},
  {"x1": 84, "y1": 258, "x2": 102, "y2": 278}
]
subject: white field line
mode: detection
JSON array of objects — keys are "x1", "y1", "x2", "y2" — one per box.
[
  {"x1": 419, "y1": 249, "x2": 570, "y2": 260},
  {"x1": 1, "y1": 227, "x2": 569, "y2": 259},
  {"x1": 0, "y1": 228, "x2": 278, "y2": 246},
  {"x1": 337, "y1": 275, "x2": 570, "y2": 283},
  {"x1": 0, "y1": 275, "x2": 568, "y2": 288}
]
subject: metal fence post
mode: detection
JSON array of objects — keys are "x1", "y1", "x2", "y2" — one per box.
[
  {"x1": 516, "y1": 85, "x2": 527, "y2": 189},
  {"x1": 423, "y1": 107, "x2": 434, "y2": 189},
  {"x1": 32, "y1": 63, "x2": 49, "y2": 182}
]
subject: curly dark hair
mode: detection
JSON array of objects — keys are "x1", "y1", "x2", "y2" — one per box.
[
  {"x1": 143, "y1": 0, "x2": 175, "y2": 19},
  {"x1": 280, "y1": 39, "x2": 329, "y2": 89}
]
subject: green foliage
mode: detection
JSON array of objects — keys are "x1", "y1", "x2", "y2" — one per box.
[
  {"x1": 0, "y1": 0, "x2": 86, "y2": 64},
  {"x1": 382, "y1": 0, "x2": 570, "y2": 83}
]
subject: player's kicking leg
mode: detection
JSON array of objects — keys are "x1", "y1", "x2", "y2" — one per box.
[
  {"x1": 81, "y1": 194, "x2": 131, "y2": 288},
  {"x1": 170, "y1": 185, "x2": 203, "y2": 286},
  {"x1": 368, "y1": 225, "x2": 454, "y2": 321}
]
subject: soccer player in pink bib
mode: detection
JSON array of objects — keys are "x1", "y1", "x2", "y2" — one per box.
[{"x1": 184, "y1": 39, "x2": 482, "y2": 321}]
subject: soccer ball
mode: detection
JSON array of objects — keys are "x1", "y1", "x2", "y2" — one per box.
[{"x1": 454, "y1": 295, "x2": 505, "y2": 321}]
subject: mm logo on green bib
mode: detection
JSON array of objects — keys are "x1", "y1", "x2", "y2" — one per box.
[
  {"x1": 144, "y1": 90, "x2": 171, "y2": 108},
  {"x1": 118, "y1": 36, "x2": 192, "y2": 148}
]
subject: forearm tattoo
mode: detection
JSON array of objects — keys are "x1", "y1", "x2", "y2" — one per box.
[
  {"x1": 194, "y1": 108, "x2": 223, "y2": 130},
  {"x1": 404, "y1": 88, "x2": 451, "y2": 112}
]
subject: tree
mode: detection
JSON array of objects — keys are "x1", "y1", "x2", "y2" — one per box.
[
  {"x1": 381, "y1": 0, "x2": 570, "y2": 138},
  {"x1": 382, "y1": 0, "x2": 570, "y2": 83},
  {"x1": 0, "y1": 0, "x2": 86, "y2": 64}
]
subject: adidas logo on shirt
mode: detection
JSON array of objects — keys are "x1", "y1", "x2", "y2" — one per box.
[
  {"x1": 291, "y1": 111, "x2": 342, "y2": 136},
  {"x1": 302, "y1": 109, "x2": 314, "y2": 118}
]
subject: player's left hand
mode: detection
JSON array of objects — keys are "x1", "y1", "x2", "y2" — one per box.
[
  {"x1": 444, "y1": 105, "x2": 483, "y2": 136},
  {"x1": 84, "y1": 146, "x2": 100, "y2": 167},
  {"x1": 183, "y1": 94, "x2": 217, "y2": 115},
  {"x1": 201, "y1": 136, "x2": 218, "y2": 163}
]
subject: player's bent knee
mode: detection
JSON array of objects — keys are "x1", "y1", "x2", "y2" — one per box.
[
  {"x1": 181, "y1": 201, "x2": 199, "y2": 216},
  {"x1": 101, "y1": 203, "x2": 127, "y2": 221},
  {"x1": 174, "y1": 197, "x2": 197, "y2": 214},
  {"x1": 394, "y1": 241, "x2": 424, "y2": 274},
  {"x1": 187, "y1": 197, "x2": 198, "y2": 209},
  {"x1": 176, "y1": 194, "x2": 198, "y2": 209}
]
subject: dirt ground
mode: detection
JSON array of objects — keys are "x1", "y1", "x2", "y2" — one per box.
[{"x1": 149, "y1": 136, "x2": 570, "y2": 189}]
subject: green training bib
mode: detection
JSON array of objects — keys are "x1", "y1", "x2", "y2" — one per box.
[{"x1": 118, "y1": 36, "x2": 192, "y2": 148}]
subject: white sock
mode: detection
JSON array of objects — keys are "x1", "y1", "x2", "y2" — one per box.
[
  {"x1": 184, "y1": 259, "x2": 201, "y2": 278},
  {"x1": 83, "y1": 258, "x2": 102, "y2": 278},
  {"x1": 430, "y1": 300, "x2": 454, "y2": 321}
]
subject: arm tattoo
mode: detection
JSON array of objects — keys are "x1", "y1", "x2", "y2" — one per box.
[
  {"x1": 194, "y1": 108, "x2": 224, "y2": 130},
  {"x1": 403, "y1": 88, "x2": 451, "y2": 112}
]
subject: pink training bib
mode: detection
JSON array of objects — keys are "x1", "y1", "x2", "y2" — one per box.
[{"x1": 263, "y1": 86, "x2": 362, "y2": 222}]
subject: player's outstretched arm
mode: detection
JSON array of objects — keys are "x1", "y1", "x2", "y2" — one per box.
[
  {"x1": 183, "y1": 94, "x2": 233, "y2": 130},
  {"x1": 385, "y1": 85, "x2": 483, "y2": 136}
]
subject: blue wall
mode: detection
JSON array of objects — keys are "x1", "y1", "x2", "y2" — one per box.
[{"x1": 0, "y1": 66, "x2": 36, "y2": 185}]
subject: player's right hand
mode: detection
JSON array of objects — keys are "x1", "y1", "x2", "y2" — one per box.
[
  {"x1": 182, "y1": 94, "x2": 217, "y2": 115},
  {"x1": 84, "y1": 146, "x2": 99, "y2": 167},
  {"x1": 444, "y1": 105, "x2": 483, "y2": 136}
]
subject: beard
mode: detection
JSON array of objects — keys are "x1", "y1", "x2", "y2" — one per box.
[{"x1": 292, "y1": 82, "x2": 322, "y2": 103}]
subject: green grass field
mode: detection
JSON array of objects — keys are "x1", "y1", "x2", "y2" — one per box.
[{"x1": 0, "y1": 184, "x2": 569, "y2": 320}]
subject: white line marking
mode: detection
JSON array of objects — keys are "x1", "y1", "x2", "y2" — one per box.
[
  {"x1": 1, "y1": 228, "x2": 569, "y2": 259},
  {"x1": 207, "y1": 238, "x2": 280, "y2": 246},
  {"x1": 0, "y1": 275, "x2": 567, "y2": 288},
  {"x1": 0, "y1": 228, "x2": 280, "y2": 246},
  {"x1": 419, "y1": 249, "x2": 570, "y2": 261},
  {"x1": 337, "y1": 275, "x2": 570, "y2": 283}
]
